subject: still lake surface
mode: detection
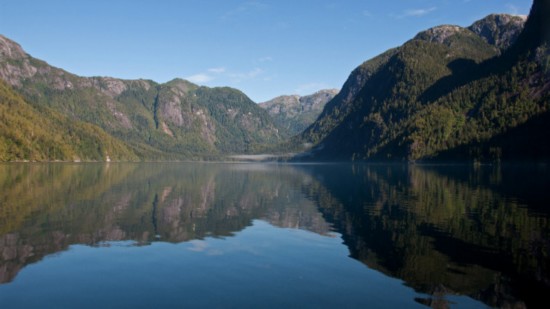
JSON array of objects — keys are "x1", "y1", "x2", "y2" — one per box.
[{"x1": 0, "y1": 162, "x2": 548, "y2": 308}]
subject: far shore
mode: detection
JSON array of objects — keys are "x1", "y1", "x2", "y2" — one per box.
[{"x1": 226, "y1": 154, "x2": 295, "y2": 162}]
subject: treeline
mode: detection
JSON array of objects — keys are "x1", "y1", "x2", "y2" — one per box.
[
  {"x1": 0, "y1": 80, "x2": 137, "y2": 161},
  {"x1": 296, "y1": 10, "x2": 549, "y2": 162}
]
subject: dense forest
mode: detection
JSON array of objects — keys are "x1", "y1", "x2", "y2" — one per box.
[
  {"x1": 296, "y1": 1, "x2": 549, "y2": 162},
  {"x1": 0, "y1": 80, "x2": 137, "y2": 161}
]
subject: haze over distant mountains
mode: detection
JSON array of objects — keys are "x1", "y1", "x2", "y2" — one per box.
[
  {"x1": 0, "y1": 0, "x2": 548, "y2": 162},
  {"x1": 259, "y1": 89, "x2": 338, "y2": 136}
]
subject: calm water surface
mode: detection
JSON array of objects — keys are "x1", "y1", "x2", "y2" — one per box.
[{"x1": 0, "y1": 163, "x2": 548, "y2": 308}]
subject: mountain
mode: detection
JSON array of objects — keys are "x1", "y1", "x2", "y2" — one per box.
[
  {"x1": 0, "y1": 36, "x2": 283, "y2": 160},
  {"x1": 0, "y1": 80, "x2": 137, "y2": 161},
  {"x1": 296, "y1": 8, "x2": 549, "y2": 162},
  {"x1": 259, "y1": 89, "x2": 338, "y2": 136},
  {"x1": 468, "y1": 14, "x2": 527, "y2": 51}
]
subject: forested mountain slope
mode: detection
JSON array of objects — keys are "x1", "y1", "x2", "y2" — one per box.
[
  {"x1": 0, "y1": 80, "x2": 137, "y2": 161},
  {"x1": 0, "y1": 36, "x2": 283, "y2": 160},
  {"x1": 297, "y1": 8, "x2": 549, "y2": 162}
]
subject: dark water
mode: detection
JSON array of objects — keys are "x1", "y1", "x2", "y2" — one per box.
[{"x1": 0, "y1": 163, "x2": 548, "y2": 308}]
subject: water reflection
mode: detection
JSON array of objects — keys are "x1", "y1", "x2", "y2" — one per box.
[
  {"x1": 0, "y1": 162, "x2": 548, "y2": 307},
  {"x1": 297, "y1": 163, "x2": 550, "y2": 308},
  {"x1": 0, "y1": 163, "x2": 331, "y2": 284}
]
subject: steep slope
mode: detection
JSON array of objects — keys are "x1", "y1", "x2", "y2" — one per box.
[
  {"x1": 0, "y1": 36, "x2": 283, "y2": 159},
  {"x1": 297, "y1": 11, "x2": 543, "y2": 162},
  {"x1": 406, "y1": 1, "x2": 549, "y2": 162},
  {"x1": 164, "y1": 80, "x2": 283, "y2": 153},
  {"x1": 0, "y1": 80, "x2": 137, "y2": 161},
  {"x1": 303, "y1": 48, "x2": 398, "y2": 145},
  {"x1": 259, "y1": 89, "x2": 338, "y2": 136},
  {"x1": 300, "y1": 22, "x2": 501, "y2": 159},
  {"x1": 468, "y1": 14, "x2": 527, "y2": 52}
]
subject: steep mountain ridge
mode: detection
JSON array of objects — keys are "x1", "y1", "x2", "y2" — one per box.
[
  {"x1": 303, "y1": 49, "x2": 398, "y2": 145},
  {"x1": 259, "y1": 89, "x2": 338, "y2": 136},
  {"x1": 296, "y1": 10, "x2": 549, "y2": 162},
  {"x1": 0, "y1": 36, "x2": 283, "y2": 160}
]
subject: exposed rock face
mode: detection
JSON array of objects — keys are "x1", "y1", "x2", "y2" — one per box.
[
  {"x1": 259, "y1": 89, "x2": 338, "y2": 135},
  {"x1": 157, "y1": 84, "x2": 188, "y2": 128},
  {"x1": 0, "y1": 35, "x2": 284, "y2": 158},
  {"x1": 0, "y1": 36, "x2": 37, "y2": 87},
  {"x1": 412, "y1": 14, "x2": 526, "y2": 53},
  {"x1": 468, "y1": 14, "x2": 527, "y2": 51},
  {"x1": 156, "y1": 79, "x2": 215, "y2": 144},
  {"x1": 414, "y1": 25, "x2": 464, "y2": 45},
  {"x1": 0, "y1": 36, "x2": 27, "y2": 60},
  {"x1": 93, "y1": 77, "x2": 128, "y2": 97}
]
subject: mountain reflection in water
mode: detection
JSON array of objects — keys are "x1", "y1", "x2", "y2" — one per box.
[{"x1": 0, "y1": 162, "x2": 548, "y2": 308}]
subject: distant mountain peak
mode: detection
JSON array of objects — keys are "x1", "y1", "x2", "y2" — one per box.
[
  {"x1": 309, "y1": 89, "x2": 339, "y2": 96},
  {"x1": 0, "y1": 35, "x2": 27, "y2": 61},
  {"x1": 259, "y1": 89, "x2": 339, "y2": 136},
  {"x1": 412, "y1": 14, "x2": 527, "y2": 52},
  {"x1": 164, "y1": 78, "x2": 198, "y2": 96},
  {"x1": 414, "y1": 25, "x2": 465, "y2": 45}
]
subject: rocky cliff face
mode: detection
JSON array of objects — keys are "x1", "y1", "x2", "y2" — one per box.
[
  {"x1": 0, "y1": 36, "x2": 284, "y2": 159},
  {"x1": 413, "y1": 14, "x2": 527, "y2": 54},
  {"x1": 0, "y1": 37, "x2": 39, "y2": 87},
  {"x1": 259, "y1": 89, "x2": 338, "y2": 136},
  {"x1": 414, "y1": 25, "x2": 465, "y2": 45},
  {"x1": 468, "y1": 14, "x2": 527, "y2": 51}
]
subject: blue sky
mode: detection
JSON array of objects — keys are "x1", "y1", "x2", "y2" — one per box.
[{"x1": 0, "y1": 0, "x2": 532, "y2": 102}]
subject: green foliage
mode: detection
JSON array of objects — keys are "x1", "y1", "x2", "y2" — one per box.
[
  {"x1": 407, "y1": 55, "x2": 548, "y2": 161},
  {"x1": 0, "y1": 81, "x2": 137, "y2": 161},
  {"x1": 0, "y1": 33, "x2": 286, "y2": 160},
  {"x1": 8, "y1": 65, "x2": 284, "y2": 159},
  {"x1": 303, "y1": 48, "x2": 399, "y2": 145},
  {"x1": 298, "y1": 12, "x2": 549, "y2": 162},
  {"x1": 192, "y1": 86, "x2": 283, "y2": 153}
]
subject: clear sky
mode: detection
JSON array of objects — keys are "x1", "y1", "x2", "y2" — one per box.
[{"x1": 0, "y1": 0, "x2": 532, "y2": 102}]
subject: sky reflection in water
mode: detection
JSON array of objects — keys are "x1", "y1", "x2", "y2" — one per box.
[{"x1": 0, "y1": 162, "x2": 548, "y2": 308}]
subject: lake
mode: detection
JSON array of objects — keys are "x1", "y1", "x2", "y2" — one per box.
[{"x1": 0, "y1": 162, "x2": 548, "y2": 308}]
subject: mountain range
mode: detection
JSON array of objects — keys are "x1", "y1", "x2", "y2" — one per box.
[
  {"x1": 0, "y1": 36, "x2": 284, "y2": 161},
  {"x1": 0, "y1": 0, "x2": 548, "y2": 162}
]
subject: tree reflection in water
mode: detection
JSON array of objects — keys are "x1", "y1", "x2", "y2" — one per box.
[{"x1": 0, "y1": 162, "x2": 548, "y2": 308}]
